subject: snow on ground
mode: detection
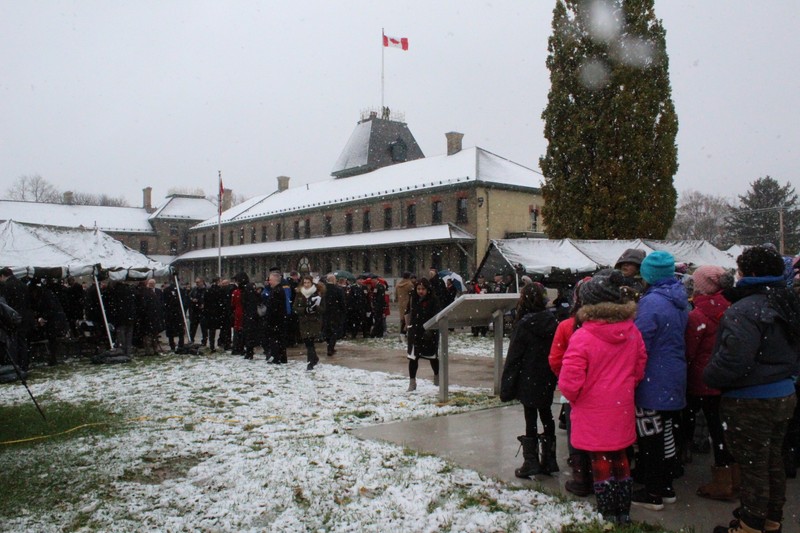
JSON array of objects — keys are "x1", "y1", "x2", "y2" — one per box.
[
  {"x1": 0, "y1": 350, "x2": 596, "y2": 532},
  {"x1": 341, "y1": 329, "x2": 510, "y2": 359}
]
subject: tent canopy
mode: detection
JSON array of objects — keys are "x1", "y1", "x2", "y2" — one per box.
[
  {"x1": 476, "y1": 238, "x2": 737, "y2": 284},
  {"x1": 0, "y1": 220, "x2": 172, "y2": 280}
]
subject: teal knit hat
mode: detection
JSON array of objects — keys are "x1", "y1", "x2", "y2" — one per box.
[{"x1": 640, "y1": 251, "x2": 675, "y2": 284}]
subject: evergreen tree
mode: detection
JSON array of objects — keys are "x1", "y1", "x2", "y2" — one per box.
[
  {"x1": 540, "y1": 0, "x2": 678, "y2": 239},
  {"x1": 726, "y1": 176, "x2": 799, "y2": 254}
]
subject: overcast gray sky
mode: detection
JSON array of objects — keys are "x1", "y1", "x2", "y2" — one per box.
[{"x1": 1, "y1": 1, "x2": 798, "y2": 208}]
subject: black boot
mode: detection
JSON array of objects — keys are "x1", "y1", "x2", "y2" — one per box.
[
  {"x1": 565, "y1": 453, "x2": 593, "y2": 497},
  {"x1": 514, "y1": 435, "x2": 541, "y2": 478},
  {"x1": 616, "y1": 477, "x2": 633, "y2": 525},
  {"x1": 593, "y1": 479, "x2": 618, "y2": 523},
  {"x1": 539, "y1": 433, "x2": 559, "y2": 474}
]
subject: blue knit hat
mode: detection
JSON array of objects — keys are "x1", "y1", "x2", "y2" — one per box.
[{"x1": 640, "y1": 251, "x2": 675, "y2": 284}]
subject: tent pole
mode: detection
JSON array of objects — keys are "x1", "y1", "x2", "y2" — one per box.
[
  {"x1": 174, "y1": 274, "x2": 190, "y2": 339},
  {"x1": 94, "y1": 274, "x2": 115, "y2": 350}
]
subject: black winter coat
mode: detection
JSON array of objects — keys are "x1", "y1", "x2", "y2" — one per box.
[
  {"x1": 162, "y1": 284, "x2": 187, "y2": 336},
  {"x1": 203, "y1": 284, "x2": 226, "y2": 329},
  {"x1": 500, "y1": 310, "x2": 559, "y2": 408},
  {"x1": 0, "y1": 275, "x2": 35, "y2": 334},
  {"x1": 107, "y1": 283, "x2": 137, "y2": 326},
  {"x1": 137, "y1": 287, "x2": 165, "y2": 335},
  {"x1": 406, "y1": 292, "x2": 441, "y2": 359},
  {"x1": 705, "y1": 284, "x2": 800, "y2": 391}
]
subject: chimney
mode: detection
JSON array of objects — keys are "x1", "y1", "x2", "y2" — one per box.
[
  {"x1": 222, "y1": 188, "x2": 232, "y2": 212},
  {"x1": 445, "y1": 131, "x2": 464, "y2": 155},
  {"x1": 277, "y1": 175, "x2": 290, "y2": 192},
  {"x1": 63, "y1": 191, "x2": 74, "y2": 205},
  {"x1": 142, "y1": 187, "x2": 153, "y2": 212}
]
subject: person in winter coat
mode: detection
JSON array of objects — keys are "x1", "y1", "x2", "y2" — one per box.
[
  {"x1": 230, "y1": 277, "x2": 245, "y2": 355},
  {"x1": 405, "y1": 278, "x2": 441, "y2": 392},
  {"x1": 29, "y1": 279, "x2": 68, "y2": 365},
  {"x1": 322, "y1": 273, "x2": 345, "y2": 356},
  {"x1": 395, "y1": 272, "x2": 414, "y2": 335},
  {"x1": 369, "y1": 277, "x2": 387, "y2": 338},
  {"x1": 60, "y1": 277, "x2": 85, "y2": 337},
  {"x1": 500, "y1": 282, "x2": 559, "y2": 478},
  {"x1": 704, "y1": 246, "x2": 800, "y2": 533},
  {"x1": 683, "y1": 265, "x2": 737, "y2": 501},
  {"x1": 202, "y1": 277, "x2": 226, "y2": 352},
  {"x1": 0, "y1": 268, "x2": 36, "y2": 371},
  {"x1": 218, "y1": 278, "x2": 233, "y2": 352},
  {"x1": 614, "y1": 248, "x2": 646, "y2": 302},
  {"x1": 106, "y1": 281, "x2": 137, "y2": 356},
  {"x1": 162, "y1": 281, "x2": 187, "y2": 352},
  {"x1": 548, "y1": 276, "x2": 593, "y2": 496},
  {"x1": 188, "y1": 277, "x2": 207, "y2": 346},
  {"x1": 262, "y1": 271, "x2": 289, "y2": 364},
  {"x1": 558, "y1": 269, "x2": 647, "y2": 525},
  {"x1": 293, "y1": 275, "x2": 325, "y2": 370},
  {"x1": 237, "y1": 274, "x2": 261, "y2": 360},
  {"x1": 137, "y1": 279, "x2": 165, "y2": 355},
  {"x1": 632, "y1": 251, "x2": 689, "y2": 511}
]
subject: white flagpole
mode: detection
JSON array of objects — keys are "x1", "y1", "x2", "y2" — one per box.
[
  {"x1": 381, "y1": 28, "x2": 385, "y2": 111},
  {"x1": 217, "y1": 170, "x2": 222, "y2": 278}
]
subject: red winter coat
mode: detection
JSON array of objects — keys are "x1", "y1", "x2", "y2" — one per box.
[
  {"x1": 231, "y1": 288, "x2": 244, "y2": 331},
  {"x1": 549, "y1": 317, "x2": 577, "y2": 376},
  {"x1": 685, "y1": 292, "x2": 730, "y2": 396},
  {"x1": 558, "y1": 301, "x2": 646, "y2": 452}
]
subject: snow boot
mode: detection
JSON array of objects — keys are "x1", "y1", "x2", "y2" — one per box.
[
  {"x1": 407, "y1": 378, "x2": 417, "y2": 392},
  {"x1": 616, "y1": 477, "x2": 633, "y2": 526},
  {"x1": 697, "y1": 465, "x2": 736, "y2": 501},
  {"x1": 433, "y1": 374, "x2": 439, "y2": 386},
  {"x1": 593, "y1": 479, "x2": 618, "y2": 523},
  {"x1": 539, "y1": 434, "x2": 559, "y2": 474},
  {"x1": 565, "y1": 453, "x2": 593, "y2": 497},
  {"x1": 514, "y1": 435, "x2": 541, "y2": 478}
]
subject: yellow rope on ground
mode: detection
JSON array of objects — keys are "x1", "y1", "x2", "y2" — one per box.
[{"x1": 0, "y1": 414, "x2": 285, "y2": 445}]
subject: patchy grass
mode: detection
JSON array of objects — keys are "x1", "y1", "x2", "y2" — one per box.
[
  {"x1": 436, "y1": 390, "x2": 500, "y2": 408},
  {"x1": 0, "y1": 400, "x2": 121, "y2": 447}
]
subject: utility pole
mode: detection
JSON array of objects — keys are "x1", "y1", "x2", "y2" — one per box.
[{"x1": 778, "y1": 206, "x2": 785, "y2": 255}]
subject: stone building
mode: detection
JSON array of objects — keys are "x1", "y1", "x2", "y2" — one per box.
[{"x1": 174, "y1": 113, "x2": 546, "y2": 283}]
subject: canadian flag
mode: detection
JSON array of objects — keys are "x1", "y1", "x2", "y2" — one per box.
[{"x1": 383, "y1": 34, "x2": 409, "y2": 51}]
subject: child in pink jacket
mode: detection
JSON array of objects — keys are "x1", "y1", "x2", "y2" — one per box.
[{"x1": 558, "y1": 269, "x2": 647, "y2": 525}]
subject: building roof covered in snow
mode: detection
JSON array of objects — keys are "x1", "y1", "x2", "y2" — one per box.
[
  {"x1": 148, "y1": 194, "x2": 218, "y2": 221},
  {"x1": 194, "y1": 146, "x2": 541, "y2": 230}
]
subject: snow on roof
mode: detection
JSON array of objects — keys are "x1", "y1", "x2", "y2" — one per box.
[
  {"x1": 0, "y1": 199, "x2": 153, "y2": 233},
  {"x1": 176, "y1": 224, "x2": 474, "y2": 261},
  {"x1": 149, "y1": 195, "x2": 218, "y2": 221},
  {"x1": 0, "y1": 220, "x2": 170, "y2": 279},
  {"x1": 487, "y1": 238, "x2": 737, "y2": 277},
  {"x1": 195, "y1": 147, "x2": 541, "y2": 229},
  {"x1": 332, "y1": 119, "x2": 372, "y2": 173}
]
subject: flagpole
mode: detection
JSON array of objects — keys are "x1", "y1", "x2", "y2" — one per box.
[
  {"x1": 217, "y1": 170, "x2": 222, "y2": 278},
  {"x1": 381, "y1": 27, "x2": 385, "y2": 111}
]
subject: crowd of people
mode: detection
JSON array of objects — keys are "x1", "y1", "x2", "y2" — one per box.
[
  {"x1": 499, "y1": 246, "x2": 800, "y2": 531},
  {"x1": 0, "y1": 267, "x2": 397, "y2": 373}
]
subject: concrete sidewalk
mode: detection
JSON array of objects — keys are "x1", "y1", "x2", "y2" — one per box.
[{"x1": 307, "y1": 337, "x2": 800, "y2": 533}]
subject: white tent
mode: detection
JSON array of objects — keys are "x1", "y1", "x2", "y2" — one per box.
[
  {"x1": 476, "y1": 238, "x2": 737, "y2": 283},
  {"x1": 0, "y1": 220, "x2": 171, "y2": 280}
]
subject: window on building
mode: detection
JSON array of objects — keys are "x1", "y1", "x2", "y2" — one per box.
[
  {"x1": 211, "y1": 233, "x2": 216, "y2": 248},
  {"x1": 192, "y1": 235, "x2": 198, "y2": 249},
  {"x1": 139, "y1": 240, "x2": 148, "y2": 255},
  {"x1": 383, "y1": 251, "x2": 392, "y2": 276},
  {"x1": 362, "y1": 210, "x2": 371, "y2": 232},
  {"x1": 202, "y1": 234, "x2": 207, "y2": 248},
  {"x1": 346, "y1": 252, "x2": 354, "y2": 272},
  {"x1": 530, "y1": 207, "x2": 539, "y2": 232},
  {"x1": 229, "y1": 230, "x2": 234, "y2": 246},
  {"x1": 169, "y1": 225, "x2": 179, "y2": 236},
  {"x1": 384, "y1": 207, "x2": 392, "y2": 230},
  {"x1": 406, "y1": 204, "x2": 416, "y2": 227},
  {"x1": 406, "y1": 247, "x2": 417, "y2": 273},
  {"x1": 459, "y1": 249, "x2": 468, "y2": 276},
  {"x1": 170, "y1": 240, "x2": 178, "y2": 255},
  {"x1": 261, "y1": 226, "x2": 267, "y2": 242},
  {"x1": 304, "y1": 218, "x2": 311, "y2": 239},
  {"x1": 431, "y1": 250, "x2": 442, "y2": 271},
  {"x1": 250, "y1": 227, "x2": 256, "y2": 243},
  {"x1": 456, "y1": 197, "x2": 469, "y2": 223},
  {"x1": 275, "y1": 222, "x2": 282, "y2": 241},
  {"x1": 345, "y1": 213, "x2": 353, "y2": 234},
  {"x1": 293, "y1": 220, "x2": 300, "y2": 239},
  {"x1": 363, "y1": 250, "x2": 371, "y2": 273},
  {"x1": 432, "y1": 201, "x2": 443, "y2": 224},
  {"x1": 323, "y1": 257, "x2": 332, "y2": 274},
  {"x1": 323, "y1": 215, "x2": 332, "y2": 236}
]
